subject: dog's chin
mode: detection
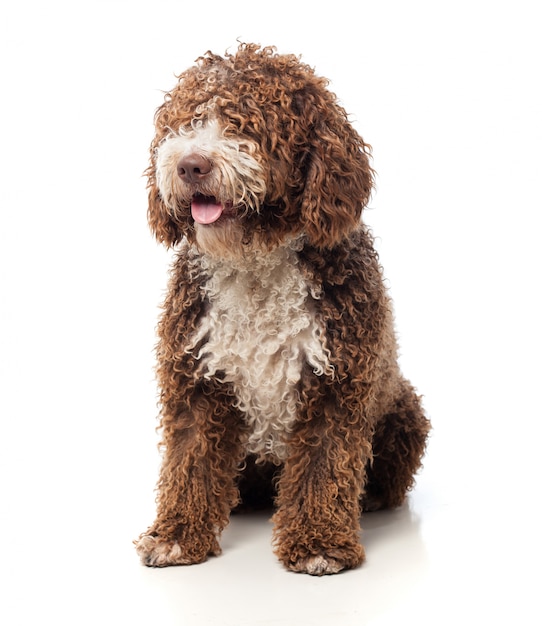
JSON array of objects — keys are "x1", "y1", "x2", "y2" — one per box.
[
  {"x1": 190, "y1": 195, "x2": 254, "y2": 259},
  {"x1": 194, "y1": 215, "x2": 294, "y2": 261},
  {"x1": 194, "y1": 218, "x2": 255, "y2": 260}
]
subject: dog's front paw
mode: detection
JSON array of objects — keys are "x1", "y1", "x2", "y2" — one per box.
[
  {"x1": 135, "y1": 533, "x2": 220, "y2": 567},
  {"x1": 290, "y1": 554, "x2": 346, "y2": 576},
  {"x1": 287, "y1": 543, "x2": 366, "y2": 576},
  {"x1": 275, "y1": 531, "x2": 366, "y2": 576}
]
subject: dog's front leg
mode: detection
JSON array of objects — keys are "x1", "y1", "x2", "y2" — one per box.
[
  {"x1": 272, "y1": 405, "x2": 368, "y2": 576},
  {"x1": 136, "y1": 379, "x2": 244, "y2": 567}
]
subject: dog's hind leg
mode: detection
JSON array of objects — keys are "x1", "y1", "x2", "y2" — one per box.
[{"x1": 363, "y1": 382, "x2": 431, "y2": 511}]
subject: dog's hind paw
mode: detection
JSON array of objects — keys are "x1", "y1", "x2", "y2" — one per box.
[{"x1": 135, "y1": 534, "x2": 219, "y2": 567}]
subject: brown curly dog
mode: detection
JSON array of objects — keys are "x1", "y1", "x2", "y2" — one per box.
[{"x1": 135, "y1": 43, "x2": 431, "y2": 576}]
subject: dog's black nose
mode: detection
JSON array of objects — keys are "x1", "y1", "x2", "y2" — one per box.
[{"x1": 177, "y1": 153, "x2": 212, "y2": 183}]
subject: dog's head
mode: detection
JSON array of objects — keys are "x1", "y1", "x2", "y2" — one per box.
[{"x1": 147, "y1": 43, "x2": 374, "y2": 256}]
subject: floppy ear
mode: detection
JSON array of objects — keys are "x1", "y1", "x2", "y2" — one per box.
[
  {"x1": 146, "y1": 161, "x2": 184, "y2": 248},
  {"x1": 298, "y1": 91, "x2": 374, "y2": 249}
]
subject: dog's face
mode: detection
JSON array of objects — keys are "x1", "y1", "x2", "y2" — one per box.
[{"x1": 147, "y1": 44, "x2": 374, "y2": 256}]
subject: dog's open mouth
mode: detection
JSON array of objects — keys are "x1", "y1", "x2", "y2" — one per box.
[{"x1": 191, "y1": 195, "x2": 233, "y2": 225}]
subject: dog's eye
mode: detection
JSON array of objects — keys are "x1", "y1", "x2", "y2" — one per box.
[{"x1": 222, "y1": 117, "x2": 244, "y2": 135}]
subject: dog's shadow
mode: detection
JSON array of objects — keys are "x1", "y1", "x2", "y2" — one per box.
[
  {"x1": 361, "y1": 500, "x2": 426, "y2": 552},
  {"x1": 360, "y1": 500, "x2": 430, "y2": 588},
  {"x1": 224, "y1": 508, "x2": 275, "y2": 550}
]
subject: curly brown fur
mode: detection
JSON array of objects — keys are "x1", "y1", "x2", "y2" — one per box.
[{"x1": 135, "y1": 43, "x2": 431, "y2": 576}]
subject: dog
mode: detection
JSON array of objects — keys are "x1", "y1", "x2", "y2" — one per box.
[{"x1": 135, "y1": 43, "x2": 430, "y2": 576}]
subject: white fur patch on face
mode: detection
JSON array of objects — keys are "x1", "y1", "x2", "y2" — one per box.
[
  {"x1": 186, "y1": 240, "x2": 333, "y2": 461},
  {"x1": 155, "y1": 118, "x2": 266, "y2": 215}
]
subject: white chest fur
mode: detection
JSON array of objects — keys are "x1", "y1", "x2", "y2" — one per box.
[{"x1": 186, "y1": 243, "x2": 332, "y2": 461}]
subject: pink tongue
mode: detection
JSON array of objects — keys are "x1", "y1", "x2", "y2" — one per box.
[{"x1": 191, "y1": 197, "x2": 224, "y2": 225}]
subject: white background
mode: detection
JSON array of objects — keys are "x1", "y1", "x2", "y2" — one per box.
[{"x1": 1, "y1": 1, "x2": 540, "y2": 624}]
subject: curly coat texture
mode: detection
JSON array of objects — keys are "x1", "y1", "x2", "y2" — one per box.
[{"x1": 135, "y1": 44, "x2": 431, "y2": 576}]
